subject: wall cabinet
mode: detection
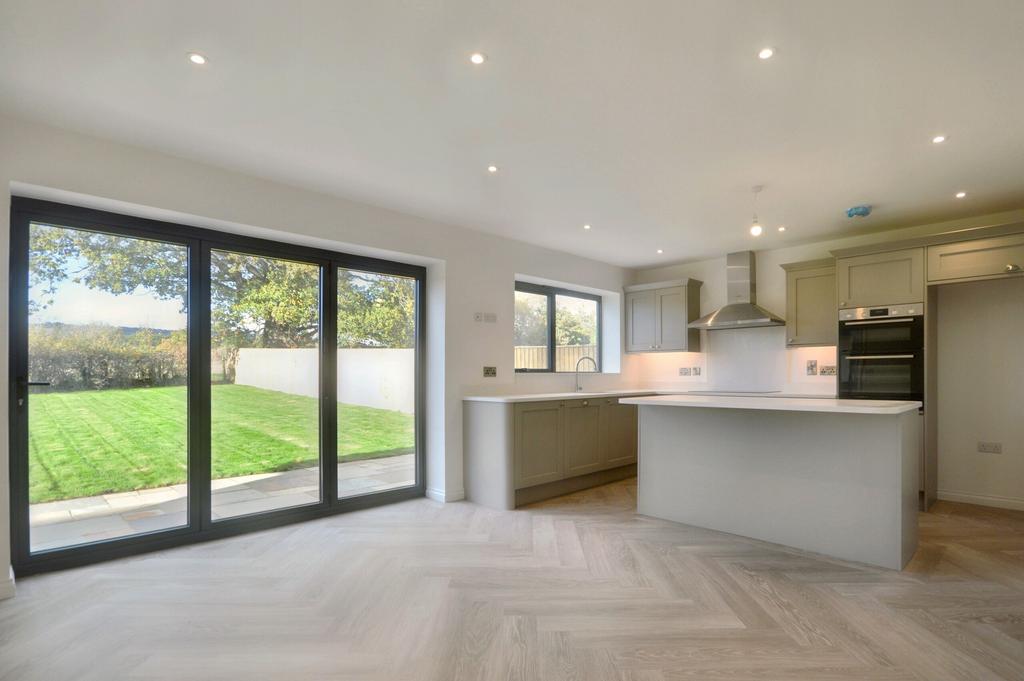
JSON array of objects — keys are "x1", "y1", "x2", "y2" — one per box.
[
  {"x1": 836, "y1": 247, "x2": 924, "y2": 308},
  {"x1": 782, "y1": 259, "x2": 837, "y2": 346},
  {"x1": 624, "y1": 279, "x2": 702, "y2": 352},
  {"x1": 927, "y1": 233, "x2": 1024, "y2": 283},
  {"x1": 513, "y1": 397, "x2": 639, "y2": 490}
]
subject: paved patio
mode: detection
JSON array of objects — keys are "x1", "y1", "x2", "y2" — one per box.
[{"x1": 29, "y1": 454, "x2": 415, "y2": 552}]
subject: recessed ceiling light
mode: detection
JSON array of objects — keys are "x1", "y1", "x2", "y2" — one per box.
[
  {"x1": 777, "y1": 226, "x2": 786, "y2": 232},
  {"x1": 583, "y1": 224, "x2": 591, "y2": 230},
  {"x1": 955, "y1": 191, "x2": 967, "y2": 199},
  {"x1": 487, "y1": 165, "x2": 498, "y2": 173},
  {"x1": 469, "y1": 52, "x2": 487, "y2": 65},
  {"x1": 187, "y1": 52, "x2": 207, "y2": 65},
  {"x1": 656, "y1": 249, "x2": 664, "y2": 254},
  {"x1": 758, "y1": 47, "x2": 774, "y2": 60},
  {"x1": 932, "y1": 135, "x2": 946, "y2": 144}
]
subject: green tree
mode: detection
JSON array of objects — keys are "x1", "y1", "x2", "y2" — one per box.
[{"x1": 28, "y1": 224, "x2": 417, "y2": 375}]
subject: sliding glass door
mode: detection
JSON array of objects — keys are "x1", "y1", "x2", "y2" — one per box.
[
  {"x1": 23, "y1": 222, "x2": 190, "y2": 553},
  {"x1": 209, "y1": 249, "x2": 323, "y2": 519},
  {"x1": 9, "y1": 199, "x2": 425, "y2": 574},
  {"x1": 337, "y1": 269, "x2": 417, "y2": 498}
]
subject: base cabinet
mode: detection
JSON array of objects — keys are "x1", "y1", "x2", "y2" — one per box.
[{"x1": 513, "y1": 397, "x2": 640, "y2": 490}]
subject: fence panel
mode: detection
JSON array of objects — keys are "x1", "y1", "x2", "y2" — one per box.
[{"x1": 514, "y1": 345, "x2": 597, "y2": 371}]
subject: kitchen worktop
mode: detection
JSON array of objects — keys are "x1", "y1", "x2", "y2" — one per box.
[
  {"x1": 621, "y1": 394, "x2": 922, "y2": 415},
  {"x1": 462, "y1": 389, "x2": 840, "y2": 404}
]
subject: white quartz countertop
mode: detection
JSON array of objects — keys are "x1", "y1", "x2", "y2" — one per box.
[
  {"x1": 463, "y1": 389, "x2": 839, "y2": 404},
  {"x1": 463, "y1": 389, "x2": 660, "y2": 403},
  {"x1": 620, "y1": 394, "x2": 922, "y2": 415}
]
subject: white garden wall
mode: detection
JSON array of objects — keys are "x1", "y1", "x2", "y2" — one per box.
[{"x1": 234, "y1": 348, "x2": 415, "y2": 414}]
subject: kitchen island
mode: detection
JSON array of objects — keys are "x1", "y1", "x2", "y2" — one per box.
[{"x1": 620, "y1": 394, "x2": 922, "y2": 570}]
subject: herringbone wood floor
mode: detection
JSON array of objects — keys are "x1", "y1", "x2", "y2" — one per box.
[{"x1": 1, "y1": 479, "x2": 1023, "y2": 680}]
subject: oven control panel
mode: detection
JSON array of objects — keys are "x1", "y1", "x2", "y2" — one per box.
[{"x1": 839, "y1": 304, "x2": 923, "y2": 321}]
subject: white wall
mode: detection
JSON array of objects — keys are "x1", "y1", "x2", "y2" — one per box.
[
  {"x1": 0, "y1": 113, "x2": 640, "y2": 594},
  {"x1": 234, "y1": 348, "x2": 417, "y2": 414},
  {"x1": 935, "y1": 277, "x2": 1024, "y2": 510},
  {"x1": 629, "y1": 209, "x2": 1024, "y2": 393}
]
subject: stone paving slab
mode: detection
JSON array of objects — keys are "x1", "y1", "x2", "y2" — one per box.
[{"x1": 29, "y1": 454, "x2": 415, "y2": 552}]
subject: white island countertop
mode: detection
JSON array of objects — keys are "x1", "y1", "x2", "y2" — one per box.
[{"x1": 621, "y1": 393, "x2": 921, "y2": 415}]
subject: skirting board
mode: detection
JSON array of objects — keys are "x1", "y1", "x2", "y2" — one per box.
[
  {"x1": 426, "y1": 486, "x2": 465, "y2": 503},
  {"x1": 938, "y1": 490, "x2": 1024, "y2": 512},
  {"x1": 0, "y1": 567, "x2": 15, "y2": 600}
]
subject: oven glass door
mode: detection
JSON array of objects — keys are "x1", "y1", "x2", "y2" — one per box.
[
  {"x1": 839, "y1": 352, "x2": 923, "y2": 400},
  {"x1": 839, "y1": 316, "x2": 923, "y2": 354}
]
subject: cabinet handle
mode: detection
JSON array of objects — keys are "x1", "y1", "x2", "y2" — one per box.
[
  {"x1": 1006, "y1": 263, "x2": 1021, "y2": 274},
  {"x1": 788, "y1": 338, "x2": 795, "y2": 343},
  {"x1": 582, "y1": 400, "x2": 589, "y2": 406}
]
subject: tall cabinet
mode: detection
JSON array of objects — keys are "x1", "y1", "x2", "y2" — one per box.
[{"x1": 624, "y1": 279, "x2": 702, "y2": 353}]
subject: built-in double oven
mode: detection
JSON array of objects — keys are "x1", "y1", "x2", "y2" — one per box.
[{"x1": 837, "y1": 304, "x2": 924, "y2": 402}]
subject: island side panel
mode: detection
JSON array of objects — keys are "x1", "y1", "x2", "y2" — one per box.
[
  {"x1": 899, "y1": 409, "x2": 922, "y2": 567},
  {"x1": 463, "y1": 401, "x2": 515, "y2": 510},
  {"x1": 636, "y1": 405, "x2": 914, "y2": 570}
]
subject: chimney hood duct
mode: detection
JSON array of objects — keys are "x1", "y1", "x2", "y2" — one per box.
[{"x1": 688, "y1": 251, "x2": 785, "y2": 330}]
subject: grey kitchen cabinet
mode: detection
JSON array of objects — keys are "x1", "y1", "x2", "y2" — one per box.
[
  {"x1": 836, "y1": 247, "x2": 924, "y2": 308},
  {"x1": 927, "y1": 233, "x2": 1024, "y2": 283},
  {"x1": 782, "y1": 259, "x2": 837, "y2": 346},
  {"x1": 624, "y1": 279, "x2": 702, "y2": 352},
  {"x1": 600, "y1": 398, "x2": 638, "y2": 467},
  {"x1": 513, "y1": 401, "x2": 564, "y2": 488},
  {"x1": 625, "y1": 290, "x2": 658, "y2": 352},
  {"x1": 563, "y1": 399, "x2": 603, "y2": 476}
]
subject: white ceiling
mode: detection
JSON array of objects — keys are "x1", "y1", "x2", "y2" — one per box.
[{"x1": 2, "y1": 0, "x2": 1024, "y2": 267}]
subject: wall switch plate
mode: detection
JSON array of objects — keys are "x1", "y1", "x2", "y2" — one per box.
[
  {"x1": 679, "y1": 367, "x2": 691, "y2": 376},
  {"x1": 978, "y1": 441, "x2": 1003, "y2": 454},
  {"x1": 483, "y1": 366, "x2": 497, "y2": 378},
  {"x1": 806, "y1": 359, "x2": 818, "y2": 376},
  {"x1": 819, "y1": 365, "x2": 836, "y2": 376},
  {"x1": 692, "y1": 366, "x2": 701, "y2": 376}
]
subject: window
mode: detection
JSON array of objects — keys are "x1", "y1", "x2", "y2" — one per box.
[
  {"x1": 514, "y1": 282, "x2": 601, "y2": 373},
  {"x1": 9, "y1": 198, "x2": 425, "y2": 574}
]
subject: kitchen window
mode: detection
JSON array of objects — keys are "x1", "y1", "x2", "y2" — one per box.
[{"x1": 514, "y1": 282, "x2": 601, "y2": 373}]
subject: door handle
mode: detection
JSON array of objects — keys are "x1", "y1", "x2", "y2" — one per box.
[
  {"x1": 843, "y1": 318, "x2": 914, "y2": 326},
  {"x1": 15, "y1": 378, "x2": 50, "y2": 406},
  {"x1": 845, "y1": 354, "x2": 915, "y2": 360},
  {"x1": 1006, "y1": 263, "x2": 1021, "y2": 274}
]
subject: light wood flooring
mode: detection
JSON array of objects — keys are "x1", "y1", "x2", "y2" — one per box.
[{"x1": 1, "y1": 479, "x2": 1023, "y2": 680}]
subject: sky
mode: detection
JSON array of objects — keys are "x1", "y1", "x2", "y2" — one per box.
[{"x1": 30, "y1": 279, "x2": 187, "y2": 330}]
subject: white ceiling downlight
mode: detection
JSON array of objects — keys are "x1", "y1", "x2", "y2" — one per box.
[
  {"x1": 758, "y1": 47, "x2": 774, "y2": 60},
  {"x1": 187, "y1": 52, "x2": 207, "y2": 65},
  {"x1": 955, "y1": 191, "x2": 967, "y2": 198},
  {"x1": 656, "y1": 249, "x2": 663, "y2": 254},
  {"x1": 469, "y1": 52, "x2": 486, "y2": 65},
  {"x1": 487, "y1": 165, "x2": 498, "y2": 173},
  {"x1": 777, "y1": 225, "x2": 786, "y2": 232},
  {"x1": 583, "y1": 224, "x2": 591, "y2": 230},
  {"x1": 932, "y1": 135, "x2": 946, "y2": 144}
]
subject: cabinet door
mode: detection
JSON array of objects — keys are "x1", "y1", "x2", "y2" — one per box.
[
  {"x1": 563, "y1": 399, "x2": 603, "y2": 476},
  {"x1": 626, "y1": 291, "x2": 658, "y2": 352},
  {"x1": 927, "y1": 233, "x2": 1024, "y2": 282},
  {"x1": 514, "y1": 401, "x2": 564, "y2": 489},
  {"x1": 837, "y1": 248, "x2": 924, "y2": 308},
  {"x1": 656, "y1": 286, "x2": 686, "y2": 351},
  {"x1": 601, "y1": 399, "x2": 638, "y2": 468},
  {"x1": 786, "y1": 267, "x2": 837, "y2": 346}
]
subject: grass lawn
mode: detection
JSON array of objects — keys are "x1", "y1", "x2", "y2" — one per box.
[{"x1": 28, "y1": 384, "x2": 414, "y2": 504}]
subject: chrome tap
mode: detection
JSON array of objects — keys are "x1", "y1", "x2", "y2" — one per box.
[{"x1": 575, "y1": 356, "x2": 598, "y2": 392}]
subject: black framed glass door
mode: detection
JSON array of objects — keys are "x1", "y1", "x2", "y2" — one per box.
[{"x1": 9, "y1": 198, "x2": 426, "y2": 574}]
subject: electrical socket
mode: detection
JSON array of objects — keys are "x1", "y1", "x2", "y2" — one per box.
[
  {"x1": 819, "y1": 365, "x2": 836, "y2": 376},
  {"x1": 692, "y1": 366, "x2": 701, "y2": 376},
  {"x1": 679, "y1": 367, "x2": 692, "y2": 376},
  {"x1": 806, "y1": 359, "x2": 818, "y2": 376},
  {"x1": 483, "y1": 366, "x2": 497, "y2": 378},
  {"x1": 473, "y1": 312, "x2": 483, "y2": 322},
  {"x1": 977, "y1": 441, "x2": 1003, "y2": 454}
]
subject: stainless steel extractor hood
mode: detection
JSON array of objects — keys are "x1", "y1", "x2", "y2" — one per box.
[{"x1": 688, "y1": 251, "x2": 785, "y2": 330}]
